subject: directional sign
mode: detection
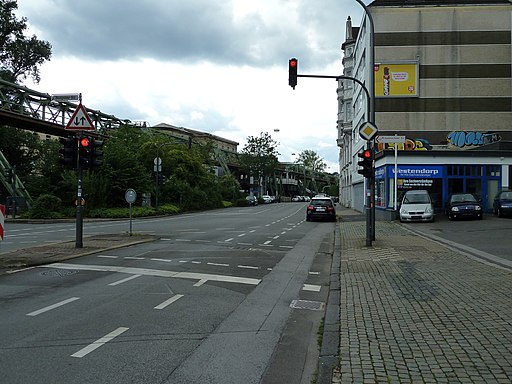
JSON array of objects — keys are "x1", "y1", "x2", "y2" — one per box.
[
  {"x1": 376, "y1": 135, "x2": 406, "y2": 144},
  {"x1": 66, "y1": 103, "x2": 95, "y2": 130},
  {"x1": 358, "y1": 122, "x2": 378, "y2": 141},
  {"x1": 52, "y1": 93, "x2": 80, "y2": 102}
]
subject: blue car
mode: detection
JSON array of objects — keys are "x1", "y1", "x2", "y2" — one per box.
[
  {"x1": 493, "y1": 190, "x2": 512, "y2": 217},
  {"x1": 446, "y1": 193, "x2": 483, "y2": 220}
]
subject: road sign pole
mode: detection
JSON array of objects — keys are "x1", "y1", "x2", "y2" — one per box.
[
  {"x1": 365, "y1": 140, "x2": 373, "y2": 246},
  {"x1": 76, "y1": 132, "x2": 84, "y2": 248}
]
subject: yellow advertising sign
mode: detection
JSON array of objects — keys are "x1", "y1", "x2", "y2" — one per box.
[{"x1": 374, "y1": 62, "x2": 419, "y2": 97}]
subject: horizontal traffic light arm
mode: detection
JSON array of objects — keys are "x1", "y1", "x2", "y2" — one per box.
[{"x1": 289, "y1": 71, "x2": 371, "y2": 116}]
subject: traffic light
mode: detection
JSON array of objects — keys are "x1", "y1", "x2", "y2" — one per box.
[
  {"x1": 288, "y1": 58, "x2": 298, "y2": 89},
  {"x1": 157, "y1": 174, "x2": 166, "y2": 185},
  {"x1": 59, "y1": 137, "x2": 77, "y2": 169},
  {"x1": 78, "y1": 136, "x2": 91, "y2": 169},
  {"x1": 357, "y1": 149, "x2": 373, "y2": 178},
  {"x1": 89, "y1": 138, "x2": 104, "y2": 168}
]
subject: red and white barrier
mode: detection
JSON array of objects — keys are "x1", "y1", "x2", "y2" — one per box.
[{"x1": 0, "y1": 204, "x2": 5, "y2": 240}]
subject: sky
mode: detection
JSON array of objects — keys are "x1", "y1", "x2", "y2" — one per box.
[{"x1": 16, "y1": 0, "x2": 364, "y2": 172}]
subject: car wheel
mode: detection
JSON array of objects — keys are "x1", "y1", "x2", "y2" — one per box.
[
  {"x1": 498, "y1": 208, "x2": 503, "y2": 218},
  {"x1": 448, "y1": 213, "x2": 453, "y2": 221},
  {"x1": 306, "y1": 216, "x2": 311, "y2": 222}
]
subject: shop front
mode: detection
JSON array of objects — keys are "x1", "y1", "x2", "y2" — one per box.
[
  {"x1": 375, "y1": 161, "x2": 505, "y2": 214},
  {"x1": 373, "y1": 130, "x2": 512, "y2": 216}
]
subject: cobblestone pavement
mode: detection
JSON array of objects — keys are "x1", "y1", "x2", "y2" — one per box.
[{"x1": 332, "y1": 216, "x2": 512, "y2": 383}]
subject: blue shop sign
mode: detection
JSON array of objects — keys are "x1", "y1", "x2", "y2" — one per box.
[{"x1": 387, "y1": 165, "x2": 443, "y2": 178}]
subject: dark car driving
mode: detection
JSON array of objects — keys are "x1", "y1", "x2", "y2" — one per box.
[
  {"x1": 493, "y1": 189, "x2": 512, "y2": 217},
  {"x1": 306, "y1": 196, "x2": 336, "y2": 222},
  {"x1": 446, "y1": 193, "x2": 483, "y2": 220}
]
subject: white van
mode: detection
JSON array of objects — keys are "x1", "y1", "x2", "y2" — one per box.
[{"x1": 399, "y1": 190, "x2": 435, "y2": 222}]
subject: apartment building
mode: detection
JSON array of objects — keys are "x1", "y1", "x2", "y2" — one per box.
[{"x1": 337, "y1": 0, "x2": 512, "y2": 214}]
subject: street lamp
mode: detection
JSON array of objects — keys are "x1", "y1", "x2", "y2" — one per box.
[{"x1": 354, "y1": 0, "x2": 375, "y2": 124}]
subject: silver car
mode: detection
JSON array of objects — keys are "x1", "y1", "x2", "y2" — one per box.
[{"x1": 399, "y1": 190, "x2": 435, "y2": 223}]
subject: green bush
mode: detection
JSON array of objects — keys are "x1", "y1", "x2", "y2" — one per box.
[
  {"x1": 24, "y1": 194, "x2": 67, "y2": 219},
  {"x1": 234, "y1": 198, "x2": 249, "y2": 207},
  {"x1": 87, "y1": 206, "x2": 156, "y2": 218},
  {"x1": 86, "y1": 204, "x2": 180, "y2": 218},
  {"x1": 157, "y1": 204, "x2": 180, "y2": 215},
  {"x1": 222, "y1": 201, "x2": 233, "y2": 208}
]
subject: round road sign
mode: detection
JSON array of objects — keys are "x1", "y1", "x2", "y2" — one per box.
[{"x1": 125, "y1": 188, "x2": 137, "y2": 204}]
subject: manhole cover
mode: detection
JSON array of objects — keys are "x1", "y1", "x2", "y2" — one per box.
[
  {"x1": 290, "y1": 299, "x2": 325, "y2": 311},
  {"x1": 40, "y1": 269, "x2": 79, "y2": 277}
]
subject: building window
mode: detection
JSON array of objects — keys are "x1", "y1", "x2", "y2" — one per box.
[{"x1": 486, "y1": 166, "x2": 501, "y2": 177}]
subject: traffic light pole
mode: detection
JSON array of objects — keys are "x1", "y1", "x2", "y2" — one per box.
[
  {"x1": 295, "y1": 73, "x2": 374, "y2": 246},
  {"x1": 76, "y1": 132, "x2": 84, "y2": 248},
  {"x1": 365, "y1": 142, "x2": 373, "y2": 246}
]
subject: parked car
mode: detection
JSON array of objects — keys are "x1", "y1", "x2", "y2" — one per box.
[
  {"x1": 245, "y1": 195, "x2": 258, "y2": 206},
  {"x1": 399, "y1": 189, "x2": 435, "y2": 223},
  {"x1": 261, "y1": 195, "x2": 273, "y2": 204},
  {"x1": 493, "y1": 189, "x2": 512, "y2": 217},
  {"x1": 446, "y1": 193, "x2": 482, "y2": 220},
  {"x1": 306, "y1": 196, "x2": 336, "y2": 222}
]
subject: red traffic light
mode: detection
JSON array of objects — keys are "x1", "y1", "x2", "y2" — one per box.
[
  {"x1": 289, "y1": 58, "x2": 298, "y2": 89},
  {"x1": 362, "y1": 149, "x2": 372, "y2": 159},
  {"x1": 80, "y1": 137, "x2": 90, "y2": 147}
]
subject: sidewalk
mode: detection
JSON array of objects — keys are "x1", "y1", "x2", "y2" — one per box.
[
  {"x1": 0, "y1": 234, "x2": 157, "y2": 273},
  {"x1": 330, "y1": 207, "x2": 512, "y2": 383}
]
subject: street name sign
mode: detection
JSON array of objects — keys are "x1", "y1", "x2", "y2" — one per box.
[
  {"x1": 375, "y1": 135, "x2": 406, "y2": 144},
  {"x1": 66, "y1": 103, "x2": 95, "y2": 130},
  {"x1": 52, "y1": 93, "x2": 80, "y2": 102}
]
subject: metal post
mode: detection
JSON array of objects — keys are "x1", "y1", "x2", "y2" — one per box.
[
  {"x1": 365, "y1": 141, "x2": 372, "y2": 246},
  {"x1": 10, "y1": 166, "x2": 16, "y2": 219},
  {"x1": 354, "y1": 0, "x2": 376, "y2": 243},
  {"x1": 76, "y1": 154, "x2": 83, "y2": 248},
  {"x1": 75, "y1": 131, "x2": 84, "y2": 248},
  {"x1": 155, "y1": 146, "x2": 160, "y2": 210}
]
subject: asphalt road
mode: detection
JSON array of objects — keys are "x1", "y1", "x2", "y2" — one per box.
[{"x1": 0, "y1": 203, "x2": 335, "y2": 384}]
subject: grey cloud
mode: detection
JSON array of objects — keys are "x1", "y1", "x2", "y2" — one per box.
[{"x1": 21, "y1": 0, "x2": 362, "y2": 69}]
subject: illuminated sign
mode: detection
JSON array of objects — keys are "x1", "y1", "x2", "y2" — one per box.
[{"x1": 374, "y1": 62, "x2": 419, "y2": 97}]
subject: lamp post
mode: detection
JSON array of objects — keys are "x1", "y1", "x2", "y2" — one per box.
[{"x1": 354, "y1": 0, "x2": 375, "y2": 124}]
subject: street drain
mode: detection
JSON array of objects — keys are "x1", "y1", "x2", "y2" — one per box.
[
  {"x1": 40, "y1": 269, "x2": 79, "y2": 277},
  {"x1": 290, "y1": 299, "x2": 325, "y2": 311}
]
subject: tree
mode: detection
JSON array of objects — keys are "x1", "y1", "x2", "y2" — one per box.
[
  {"x1": 0, "y1": 0, "x2": 52, "y2": 83},
  {"x1": 296, "y1": 150, "x2": 326, "y2": 174},
  {"x1": 98, "y1": 125, "x2": 153, "y2": 208},
  {"x1": 296, "y1": 150, "x2": 327, "y2": 193},
  {"x1": 238, "y1": 132, "x2": 279, "y2": 195}
]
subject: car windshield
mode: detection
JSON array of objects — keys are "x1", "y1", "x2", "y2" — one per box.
[
  {"x1": 451, "y1": 194, "x2": 476, "y2": 203},
  {"x1": 403, "y1": 194, "x2": 430, "y2": 204},
  {"x1": 500, "y1": 191, "x2": 512, "y2": 199}
]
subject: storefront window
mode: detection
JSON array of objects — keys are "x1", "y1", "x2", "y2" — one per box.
[
  {"x1": 466, "y1": 165, "x2": 483, "y2": 176},
  {"x1": 486, "y1": 166, "x2": 501, "y2": 177},
  {"x1": 375, "y1": 179, "x2": 386, "y2": 207}
]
